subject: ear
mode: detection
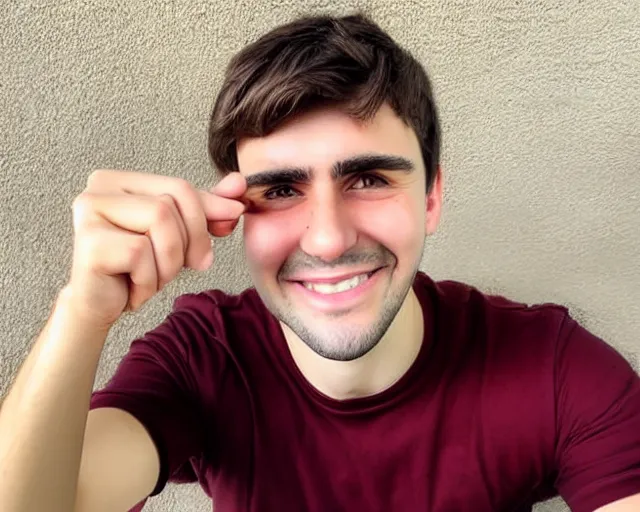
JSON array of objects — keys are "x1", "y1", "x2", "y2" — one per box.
[{"x1": 425, "y1": 165, "x2": 443, "y2": 236}]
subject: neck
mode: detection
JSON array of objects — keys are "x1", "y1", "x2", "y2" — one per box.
[{"x1": 282, "y1": 288, "x2": 424, "y2": 401}]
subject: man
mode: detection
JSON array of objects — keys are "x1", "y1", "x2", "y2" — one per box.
[{"x1": 0, "y1": 13, "x2": 638, "y2": 512}]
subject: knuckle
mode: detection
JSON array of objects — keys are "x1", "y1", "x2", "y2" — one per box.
[
  {"x1": 72, "y1": 192, "x2": 90, "y2": 211},
  {"x1": 173, "y1": 177, "x2": 193, "y2": 197},
  {"x1": 152, "y1": 198, "x2": 175, "y2": 223},
  {"x1": 71, "y1": 193, "x2": 95, "y2": 228},
  {"x1": 86, "y1": 169, "x2": 106, "y2": 188},
  {"x1": 126, "y1": 237, "x2": 149, "y2": 266},
  {"x1": 174, "y1": 179, "x2": 201, "y2": 210},
  {"x1": 157, "y1": 193, "x2": 177, "y2": 209}
]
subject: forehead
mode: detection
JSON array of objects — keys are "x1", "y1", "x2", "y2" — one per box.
[{"x1": 236, "y1": 103, "x2": 422, "y2": 175}]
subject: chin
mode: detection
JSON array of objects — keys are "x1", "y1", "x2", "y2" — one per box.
[
  {"x1": 278, "y1": 291, "x2": 406, "y2": 361},
  {"x1": 288, "y1": 320, "x2": 385, "y2": 361}
]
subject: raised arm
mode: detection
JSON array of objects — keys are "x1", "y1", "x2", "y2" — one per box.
[{"x1": 0, "y1": 169, "x2": 246, "y2": 512}]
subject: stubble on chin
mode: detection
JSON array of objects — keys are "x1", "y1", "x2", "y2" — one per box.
[{"x1": 272, "y1": 281, "x2": 411, "y2": 362}]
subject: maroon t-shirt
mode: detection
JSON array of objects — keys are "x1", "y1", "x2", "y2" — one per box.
[{"x1": 90, "y1": 272, "x2": 640, "y2": 511}]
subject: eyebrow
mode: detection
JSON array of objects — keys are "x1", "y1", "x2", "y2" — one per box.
[
  {"x1": 244, "y1": 153, "x2": 415, "y2": 189},
  {"x1": 245, "y1": 167, "x2": 311, "y2": 188}
]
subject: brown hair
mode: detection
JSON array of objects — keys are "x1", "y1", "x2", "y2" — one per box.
[{"x1": 208, "y1": 13, "x2": 441, "y2": 192}]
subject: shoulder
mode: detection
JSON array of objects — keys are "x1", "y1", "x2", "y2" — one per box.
[
  {"x1": 414, "y1": 271, "x2": 572, "y2": 353},
  {"x1": 170, "y1": 286, "x2": 264, "y2": 319},
  {"x1": 163, "y1": 286, "x2": 272, "y2": 352}
]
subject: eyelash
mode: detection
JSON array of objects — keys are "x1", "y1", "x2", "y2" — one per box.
[{"x1": 263, "y1": 174, "x2": 389, "y2": 200}]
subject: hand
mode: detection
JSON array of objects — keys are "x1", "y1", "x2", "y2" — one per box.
[{"x1": 64, "y1": 170, "x2": 246, "y2": 330}]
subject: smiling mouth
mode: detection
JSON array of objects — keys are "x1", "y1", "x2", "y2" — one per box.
[{"x1": 295, "y1": 267, "x2": 384, "y2": 295}]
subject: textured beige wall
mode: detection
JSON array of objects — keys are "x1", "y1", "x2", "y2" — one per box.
[{"x1": 1, "y1": 1, "x2": 639, "y2": 510}]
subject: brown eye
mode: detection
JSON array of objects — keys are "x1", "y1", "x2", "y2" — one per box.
[
  {"x1": 264, "y1": 186, "x2": 299, "y2": 200},
  {"x1": 351, "y1": 174, "x2": 388, "y2": 190}
]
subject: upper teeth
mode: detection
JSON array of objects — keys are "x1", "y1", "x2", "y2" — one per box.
[{"x1": 303, "y1": 273, "x2": 369, "y2": 294}]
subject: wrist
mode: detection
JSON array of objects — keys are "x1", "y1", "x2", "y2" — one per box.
[{"x1": 55, "y1": 285, "x2": 115, "y2": 337}]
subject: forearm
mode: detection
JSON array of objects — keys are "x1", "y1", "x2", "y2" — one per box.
[{"x1": 0, "y1": 286, "x2": 110, "y2": 512}]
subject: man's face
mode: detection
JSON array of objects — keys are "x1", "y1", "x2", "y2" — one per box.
[{"x1": 237, "y1": 103, "x2": 441, "y2": 361}]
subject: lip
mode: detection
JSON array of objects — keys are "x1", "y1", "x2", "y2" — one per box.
[
  {"x1": 286, "y1": 267, "x2": 383, "y2": 285},
  {"x1": 287, "y1": 267, "x2": 385, "y2": 313}
]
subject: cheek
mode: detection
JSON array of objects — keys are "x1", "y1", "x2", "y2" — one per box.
[
  {"x1": 352, "y1": 195, "x2": 425, "y2": 256},
  {"x1": 243, "y1": 211, "x2": 301, "y2": 273}
]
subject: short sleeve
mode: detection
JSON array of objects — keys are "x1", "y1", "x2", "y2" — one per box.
[
  {"x1": 554, "y1": 315, "x2": 640, "y2": 512},
  {"x1": 90, "y1": 305, "x2": 212, "y2": 497}
]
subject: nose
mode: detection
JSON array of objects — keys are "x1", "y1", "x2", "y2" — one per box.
[{"x1": 299, "y1": 191, "x2": 357, "y2": 263}]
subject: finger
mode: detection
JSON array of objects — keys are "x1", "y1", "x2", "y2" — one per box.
[
  {"x1": 125, "y1": 235, "x2": 160, "y2": 311},
  {"x1": 207, "y1": 218, "x2": 240, "y2": 237},
  {"x1": 155, "y1": 194, "x2": 188, "y2": 257},
  {"x1": 84, "y1": 192, "x2": 185, "y2": 247},
  {"x1": 79, "y1": 224, "x2": 158, "y2": 310},
  {"x1": 87, "y1": 193, "x2": 191, "y2": 280},
  {"x1": 197, "y1": 191, "x2": 245, "y2": 221},
  {"x1": 85, "y1": 171, "x2": 211, "y2": 270},
  {"x1": 210, "y1": 172, "x2": 247, "y2": 198}
]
